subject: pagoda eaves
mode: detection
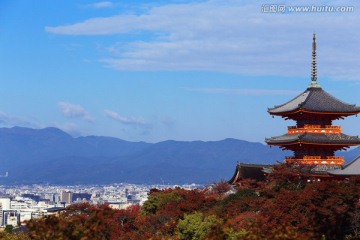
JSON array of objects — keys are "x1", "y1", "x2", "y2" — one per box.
[
  {"x1": 268, "y1": 87, "x2": 360, "y2": 120},
  {"x1": 266, "y1": 133, "x2": 360, "y2": 147}
]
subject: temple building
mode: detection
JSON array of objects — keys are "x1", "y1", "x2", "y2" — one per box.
[
  {"x1": 266, "y1": 34, "x2": 360, "y2": 172},
  {"x1": 230, "y1": 34, "x2": 360, "y2": 184}
]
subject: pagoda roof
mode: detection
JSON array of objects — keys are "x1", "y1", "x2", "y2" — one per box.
[
  {"x1": 228, "y1": 163, "x2": 272, "y2": 184},
  {"x1": 266, "y1": 132, "x2": 360, "y2": 146},
  {"x1": 328, "y1": 155, "x2": 360, "y2": 176},
  {"x1": 268, "y1": 87, "x2": 360, "y2": 116}
]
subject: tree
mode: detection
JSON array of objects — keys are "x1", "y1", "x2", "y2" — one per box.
[
  {"x1": 26, "y1": 203, "x2": 142, "y2": 240},
  {"x1": 0, "y1": 232, "x2": 30, "y2": 240},
  {"x1": 4, "y1": 225, "x2": 14, "y2": 233},
  {"x1": 176, "y1": 212, "x2": 224, "y2": 240},
  {"x1": 141, "y1": 190, "x2": 182, "y2": 216},
  {"x1": 17, "y1": 177, "x2": 360, "y2": 239}
]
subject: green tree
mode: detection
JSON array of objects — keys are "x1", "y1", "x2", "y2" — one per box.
[
  {"x1": 222, "y1": 188, "x2": 258, "y2": 207},
  {"x1": 4, "y1": 225, "x2": 14, "y2": 233},
  {"x1": 141, "y1": 190, "x2": 182, "y2": 215},
  {"x1": 176, "y1": 212, "x2": 224, "y2": 240}
]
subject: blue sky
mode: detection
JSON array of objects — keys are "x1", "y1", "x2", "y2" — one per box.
[{"x1": 1, "y1": 0, "x2": 360, "y2": 143}]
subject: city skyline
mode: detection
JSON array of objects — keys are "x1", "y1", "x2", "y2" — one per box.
[{"x1": 1, "y1": 0, "x2": 360, "y2": 143}]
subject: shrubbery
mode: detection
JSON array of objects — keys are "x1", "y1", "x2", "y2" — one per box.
[{"x1": 5, "y1": 165, "x2": 360, "y2": 239}]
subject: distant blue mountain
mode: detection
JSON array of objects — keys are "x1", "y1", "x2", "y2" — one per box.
[{"x1": 0, "y1": 127, "x2": 357, "y2": 184}]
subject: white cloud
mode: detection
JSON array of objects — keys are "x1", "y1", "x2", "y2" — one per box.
[
  {"x1": 45, "y1": 0, "x2": 360, "y2": 80},
  {"x1": 58, "y1": 102, "x2": 94, "y2": 122},
  {"x1": 104, "y1": 109, "x2": 146, "y2": 126},
  {"x1": 0, "y1": 112, "x2": 40, "y2": 128},
  {"x1": 185, "y1": 88, "x2": 301, "y2": 96},
  {"x1": 87, "y1": 1, "x2": 113, "y2": 9},
  {"x1": 45, "y1": 14, "x2": 138, "y2": 35}
]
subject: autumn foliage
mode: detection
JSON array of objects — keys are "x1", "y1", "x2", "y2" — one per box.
[{"x1": 5, "y1": 165, "x2": 360, "y2": 240}]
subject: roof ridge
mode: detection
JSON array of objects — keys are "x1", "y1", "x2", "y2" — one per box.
[
  {"x1": 268, "y1": 89, "x2": 309, "y2": 111},
  {"x1": 342, "y1": 154, "x2": 360, "y2": 169},
  {"x1": 321, "y1": 88, "x2": 357, "y2": 107},
  {"x1": 299, "y1": 88, "x2": 315, "y2": 108}
]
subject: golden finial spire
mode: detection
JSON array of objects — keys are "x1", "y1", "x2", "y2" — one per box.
[{"x1": 309, "y1": 33, "x2": 320, "y2": 88}]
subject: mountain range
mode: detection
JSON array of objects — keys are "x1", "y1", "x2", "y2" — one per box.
[{"x1": 0, "y1": 127, "x2": 358, "y2": 185}]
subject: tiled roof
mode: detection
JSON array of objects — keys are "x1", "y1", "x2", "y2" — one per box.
[
  {"x1": 266, "y1": 133, "x2": 360, "y2": 145},
  {"x1": 328, "y1": 155, "x2": 360, "y2": 175},
  {"x1": 228, "y1": 163, "x2": 272, "y2": 184},
  {"x1": 268, "y1": 87, "x2": 360, "y2": 115}
]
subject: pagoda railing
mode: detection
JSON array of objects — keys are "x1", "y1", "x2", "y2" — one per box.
[
  {"x1": 285, "y1": 156, "x2": 344, "y2": 165},
  {"x1": 288, "y1": 125, "x2": 341, "y2": 134}
]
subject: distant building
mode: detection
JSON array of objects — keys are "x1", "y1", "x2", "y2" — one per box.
[
  {"x1": 0, "y1": 203, "x2": 2, "y2": 227},
  {"x1": 0, "y1": 197, "x2": 11, "y2": 210},
  {"x1": 2, "y1": 210, "x2": 20, "y2": 227},
  {"x1": 60, "y1": 191, "x2": 73, "y2": 204},
  {"x1": 73, "y1": 193, "x2": 91, "y2": 202},
  {"x1": 22, "y1": 194, "x2": 41, "y2": 202}
]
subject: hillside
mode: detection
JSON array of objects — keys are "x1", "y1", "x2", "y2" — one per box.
[{"x1": 0, "y1": 126, "x2": 358, "y2": 184}]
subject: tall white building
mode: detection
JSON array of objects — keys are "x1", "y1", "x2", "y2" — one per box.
[
  {"x1": 0, "y1": 197, "x2": 11, "y2": 210},
  {"x1": 60, "y1": 191, "x2": 73, "y2": 204}
]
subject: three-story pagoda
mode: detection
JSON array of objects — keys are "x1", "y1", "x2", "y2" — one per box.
[{"x1": 266, "y1": 34, "x2": 360, "y2": 172}]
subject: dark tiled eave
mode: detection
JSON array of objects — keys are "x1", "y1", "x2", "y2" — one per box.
[
  {"x1": 266, "y1": 133, "x2": 360, "y2": 146},
  {"x1": 269, "y1": 109, "x2": 360, "y2": 117},
  {"x1": 229, "y1": 163, "x2": 272, "y2": 184},
  {"x1": 268, "y1": 87, "x2": 360, "y2": 116}
]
